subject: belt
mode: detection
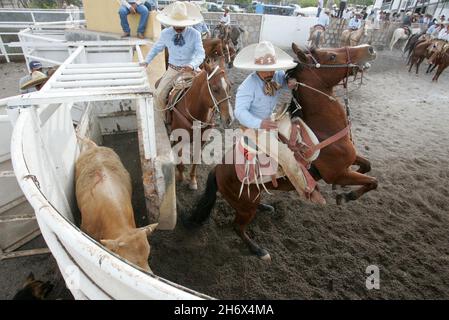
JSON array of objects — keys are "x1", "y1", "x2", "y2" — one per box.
[{"x1": 169, "y1": 64, "x2": 184, "y2": 71}]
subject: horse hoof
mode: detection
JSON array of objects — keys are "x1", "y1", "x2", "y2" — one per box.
[
  {"x1": 259, "y1": 251, "x2": 271, "y2": 261},
  {"x1": 257, "y1": 203, "x2": 275, "y2": 213},
  {"x1": 189, "y1": 181, "x2": 198, "y2": 190}
]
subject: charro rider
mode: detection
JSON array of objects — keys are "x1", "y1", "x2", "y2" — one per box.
[
  {"x1": 233, "y1": 41, "x2": 325, "y2": 204},
  {"x1": 347, "y1": 12, "x2": 362, "y2": 31},
  {"x1": 219, "y1": 7, "x2": 231, "y2": 41},
  {"x1": 141, "y1": 1, "x2": 205, "y2": 111}
]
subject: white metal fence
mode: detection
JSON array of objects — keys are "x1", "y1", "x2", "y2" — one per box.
[{"x1": 0, "y1": 8, "x2": 85, "y2": 62}]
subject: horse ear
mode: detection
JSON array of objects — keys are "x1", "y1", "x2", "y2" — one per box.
[
  {"x1": 292, "y1": 43, "x2": 308, "y2": 63},
  {"x1": 25, "y1": 272, "x2": 35, "y2": 286}
]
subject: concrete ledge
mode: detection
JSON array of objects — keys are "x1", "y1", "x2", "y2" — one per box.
[{"x1": 82, "y1": 0, "x2": 161, "y2": 41}]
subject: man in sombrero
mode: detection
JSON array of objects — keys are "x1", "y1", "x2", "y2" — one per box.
[
  {"x1": 141, "y1": 1, "x2": 205, "y2": 110},
  {"x1": 233, "y1": 41, "x2": 325, "y2": 204}
]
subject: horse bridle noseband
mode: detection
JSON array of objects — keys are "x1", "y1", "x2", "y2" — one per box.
[{"x1": 186, "y1": 65, "x2": 232, "y2": 128}]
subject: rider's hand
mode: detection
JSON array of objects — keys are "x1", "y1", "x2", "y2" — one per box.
[
  {"x1": 182, "y1": 65, "x2": 194, "y2": 72},
  {"x1": 260, "y1": 119, "x2": 278, "y2": 131},
  {"x1": 130, "y1": 4, "x2": 137, "y2": 14},
  {"x1": 287, "y1": 78, "x2": 298, "y2": 89}
]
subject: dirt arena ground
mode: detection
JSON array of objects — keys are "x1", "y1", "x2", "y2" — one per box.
[{"x1": 1, "y1": 48, "x2": 448, "y2": 299}]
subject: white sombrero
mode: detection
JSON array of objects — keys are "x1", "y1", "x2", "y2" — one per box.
[
  {"x1": 233, "y1": 41, "x2": 297, "y2": 71},
  {"x1": 20, "y1": 71, "x2": 48, "y2": 90},
  {"x1": 157, "y1": 1, "x2": 203, "y2": 27}
]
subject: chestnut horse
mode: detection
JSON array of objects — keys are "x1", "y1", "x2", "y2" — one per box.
[
  {"x1": 408, "y1": 39, "x2": 432, "y2": 74},
  {"x1": 183, "y1": 44, "x2": 378, "y2": 260},
  {"x1": 168, "y1": 62, "x2": 233, "y2": 190}
]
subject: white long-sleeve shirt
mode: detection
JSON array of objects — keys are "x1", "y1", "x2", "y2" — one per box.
[
  {"x1": 220, "y1": 14, "x2": 231, "y2": 26},
  {"x1": 317, "y1": 13, "x2": 330, "y2": 27},
  {"x1": 121, "y1": 1, "x2": 142, "y2": 8}
]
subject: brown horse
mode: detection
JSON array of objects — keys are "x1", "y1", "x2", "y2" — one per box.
[
  {"x1": 340, "y1": 22, "x2": 367, "y2": 47},
  {"x1": 183, "y1": 44, "x2": 378, "y2": 260},
  {"x1": 308, "y1": 25, "x2": 326, "y2": 49},
  {"x1": 427, "y1": 43, "x2": 449, "y2": 82},
  {"x1": 408, "y1": 39, "x2": 432, "y2": 74},
  {"x1": 168, "y1": 62, "x2": 233, "y2": 190}
]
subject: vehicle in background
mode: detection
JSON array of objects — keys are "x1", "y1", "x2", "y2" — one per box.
[
  {"x1": 228, "y1": 4, "x2": 245, "y2": 13},
  {"x1": 254, "y1": 3, "x2": 295, "y2": 16},
  {"x1": 293, "y1": 6, "x2": 318, "y2": 17},
  {"x1": 206, "y1": 2, "x2": 225, "y2": 12}
]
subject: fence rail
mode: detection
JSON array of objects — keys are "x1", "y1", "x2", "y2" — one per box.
[{"x1": 0, "y1": 8, "x2": 85, "y2": 62}]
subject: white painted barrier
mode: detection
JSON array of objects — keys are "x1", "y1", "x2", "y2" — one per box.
[{"x1": 260, "y1": 15, "x2": 317, "y2": 49}]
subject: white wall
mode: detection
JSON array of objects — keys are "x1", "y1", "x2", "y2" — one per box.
[{"x1": 259, "y1": 15, "x2": 317, "y2": 49}]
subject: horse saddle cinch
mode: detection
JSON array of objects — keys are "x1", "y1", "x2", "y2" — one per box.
[{"x1": 233, "y1": 114, "x2": 321, "y2": 200}]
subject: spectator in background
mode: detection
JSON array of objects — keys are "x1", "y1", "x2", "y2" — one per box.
[
  {"x1": 402, "y1": 11, "x2": 412, "y2": 27},
  {"x1": 119, "y1": 1, "x2": 149, "y2": 39},
  {"x1": 144, "y1": 0, "x2": 158, "y2": 12},
  {"x1": 19, "y1": 61, "x2": 48, "y2": 94},
  {"x1": 326, "y1": 0, "x2": 334, "y2": 12},
  {"x1": 193, "y1": 21, "x2": 211, "y2": 38},
  {"x1": 317, "y1": 0, "x2": 324, "y2": 18},
  {"x1": 219, "y1": 7, "x2": 231, "y2": 41},
  {"x1": 362, "y1": 7, "x2": 368, "y2": 20},
  {"x1": 317, "y1": 8, "x2": 330, "y2": 29},
  {"x1": 342, "y1": 7, "x2": 351, "y2": 20},
  {"x1": 337, "y1": 0, "x2": 347, "y2": 19},
  {"x1": 347, "y1": 12, "x2": 362, "y2": 31}
]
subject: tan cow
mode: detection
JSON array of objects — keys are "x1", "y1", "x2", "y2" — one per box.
[{"x1": 75, "y1": 137, "x2": 157, "y2": 272}]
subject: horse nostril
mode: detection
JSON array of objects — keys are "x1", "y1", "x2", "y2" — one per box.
[{"x1": 368, "y1": 47, "x2": 374, "y2": 55}]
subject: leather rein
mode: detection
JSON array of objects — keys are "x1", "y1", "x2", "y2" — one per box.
[{"x1": 171, "y1": 65, "x2": 232, "y2": 129}]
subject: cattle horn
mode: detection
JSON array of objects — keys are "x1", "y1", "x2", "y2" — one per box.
[{"x1": 141, "y1": 223, "x2": 159, "y2": 236}]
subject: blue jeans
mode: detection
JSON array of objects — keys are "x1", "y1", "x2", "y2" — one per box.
[{"x1": 118, "y1": 5, "x2": 149, "y2": 34}]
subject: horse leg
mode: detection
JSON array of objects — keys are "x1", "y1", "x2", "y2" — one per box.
[
  {"x1": 176, "y1": 163, "x2": 185, "y2": 182},
  {"x1": 353, "y1": 155, "x2": 371, "y2": 174},
  {"x1": 234, "y1": 207, "x2": 271, "y2": 261},
  {"x1": 416, "y1": 57, "x2": 424, "y2": 75},
  {"x1": 333, "y1": 171, "x2": 378, "y2": 205},
  {"x1": 189, "y1": 163, "x2": 198, "y2": 190},
  {"x1": 408, "y1": 56, "x2": 415, "y2": 72}
]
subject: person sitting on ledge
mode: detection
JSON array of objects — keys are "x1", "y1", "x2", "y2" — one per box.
[{"x1": 119, "y1": 1, "x2": 149, "y2": 39}]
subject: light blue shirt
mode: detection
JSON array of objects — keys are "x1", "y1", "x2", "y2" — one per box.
[
  {"x1": 234, "y1": 71, "x2": 287, "y2": 129},
  {"x1": 348, "y1": 18, "x2": 361, "y2": 29},
  {"x1": 145, "y1": 26, "x2": 205, "y2": 69},
  {"x1": 317, "y1": 13, "x2": 330, "y2": 27},
  {"x1": 193, "y1": 22, "x2": 210, "y2": 34}
]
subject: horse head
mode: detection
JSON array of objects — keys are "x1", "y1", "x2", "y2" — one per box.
[
  {"x1": 203, "y1": 62, "x2": 233, "y2": 128},
  {"x1": 289, "y1": 43, "x2": 376, "y2": 87}
]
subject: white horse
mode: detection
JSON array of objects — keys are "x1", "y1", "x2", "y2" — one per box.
[{"x1": 390, "y1": 27, "x2": 410, "y2": 51}]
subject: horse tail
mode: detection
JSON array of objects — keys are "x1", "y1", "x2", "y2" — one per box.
[{"x1": 182, "y1": 169, "x2": 218, "y2": 228}]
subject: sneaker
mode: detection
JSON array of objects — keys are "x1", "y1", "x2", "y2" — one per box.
[
  {"x1": 121, "y1": 32, "x2": 130, "y2": 38},
  {"x1": 137, "y1": 33, "x2": 145, "y2": 39}
]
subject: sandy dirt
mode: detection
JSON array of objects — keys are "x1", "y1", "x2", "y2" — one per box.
[
  {"x1": 149, "y1": 49, "x2": 449, "y2": 299},
  {"x1": 1, "y1": 48, "x2": 449, "y2": 299}
]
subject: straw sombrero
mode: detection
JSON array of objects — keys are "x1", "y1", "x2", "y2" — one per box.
[
  {"x1": 157, "y1": 1, "x2": 203, "y2": 27},
  {"x1": 233, "y1": 41, "x2": 297, "y2": 71},
  {"x1": 20, "y1": 71, "x2": 48, "y2": 90}
]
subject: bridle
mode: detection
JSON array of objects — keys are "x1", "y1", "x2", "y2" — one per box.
[
  {"x1": 290, "y1": 47, "x2": 364, "y2": 142},
  {"x1": 291, "y1": 47, "x2": 364, "y2": 101},
  {"x1": 183, "y1": 65, "x2": 232, "y2": 128}
]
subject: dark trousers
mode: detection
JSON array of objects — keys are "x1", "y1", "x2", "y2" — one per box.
[{"x1": 337, "y1": 1, "x2": 347, "y2": 18}]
